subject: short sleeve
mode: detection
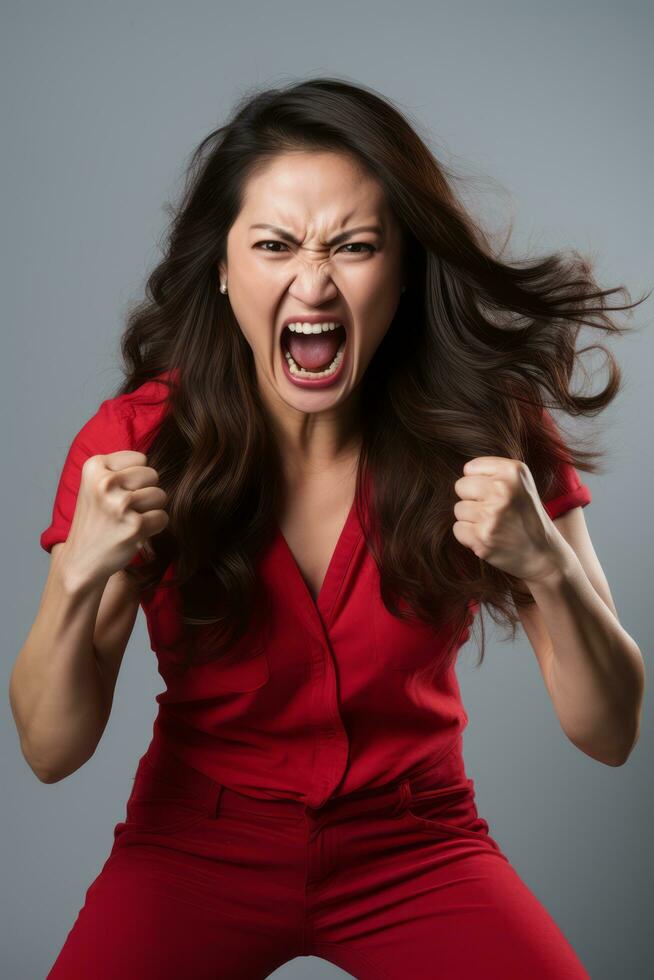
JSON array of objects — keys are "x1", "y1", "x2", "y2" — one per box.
[
  {"x1": 39, "y1": 399, "x2": 133, "y2": 554},
  {"x1": 539, "y1": 408, "x2": 592, "y2": 521}
]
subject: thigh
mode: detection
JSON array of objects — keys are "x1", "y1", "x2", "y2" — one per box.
[
  {"x1": 320, "y1": 840, "x2": 589, "y2": 980},
  {"x1": 45, "y1": 844, "x2": 288, "y2": 980},
  {"x1": 310, "y1": 814, "x2": 590, "y2": 980},
  {"x1": 375, "y1": 844, "x2": 590, "y2": 979}
]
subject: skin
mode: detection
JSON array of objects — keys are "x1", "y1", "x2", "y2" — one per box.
[
  {"x1": 218, "y1": 149, "x2": 406, "y2": 484},
  {"x1": 221, "y1": 154, "x2": 645, "y2": 770}
]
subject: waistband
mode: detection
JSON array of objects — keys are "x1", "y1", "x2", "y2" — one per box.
[{"x1": 139, "y1": 733, "x2": 468, "y2": 828}]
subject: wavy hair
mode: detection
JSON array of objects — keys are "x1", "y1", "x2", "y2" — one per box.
[{"x1": 116, "y1": 76, "x2": 650, "y2": 673}]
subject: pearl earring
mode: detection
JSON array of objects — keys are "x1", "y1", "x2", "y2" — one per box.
[{"x1": 220, "y1": 281, "x2": 228, "y2": 294}]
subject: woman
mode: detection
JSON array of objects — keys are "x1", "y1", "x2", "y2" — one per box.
[{"x1": 14, "y1": 78, "x2": 645, "y2": 979}]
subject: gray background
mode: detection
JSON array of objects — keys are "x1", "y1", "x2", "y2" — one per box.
[{"x1": 3, "y1": 1, "x2": 652, "y2": 977}]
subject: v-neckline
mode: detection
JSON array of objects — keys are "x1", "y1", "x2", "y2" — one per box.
[{"x1": 275, "y1": 495, "x2": 362, "y2": 627}]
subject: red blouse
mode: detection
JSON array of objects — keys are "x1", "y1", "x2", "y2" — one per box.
[{"x1": 40, "y1": 376, "x2": 592, "y2": 807}]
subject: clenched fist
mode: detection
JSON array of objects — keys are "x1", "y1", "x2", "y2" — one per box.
[
  {"x1": 452, "y1": 456, "x2": 569, "y2": 585},
  {"x1": 61, "y1": 450, "x2": 169, "y2": 588}
]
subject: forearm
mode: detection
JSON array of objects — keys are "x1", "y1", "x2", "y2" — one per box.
[
  {"x1": 525, "y1": 543, "x2": 645, "y2": 766},
  {"x1": 9, "y1": 547, "x2": 111, "y2": 782}
]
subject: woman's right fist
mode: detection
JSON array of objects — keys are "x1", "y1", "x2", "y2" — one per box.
[{"x1": 61, "y1": 451, "x2": 169, "y2": 588}]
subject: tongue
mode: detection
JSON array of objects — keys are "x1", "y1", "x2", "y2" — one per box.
[{"x1": 286, "y1": 328, "x2": 343, "y2": 371}]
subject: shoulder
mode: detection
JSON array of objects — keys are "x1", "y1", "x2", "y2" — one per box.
[
  {"x1": 534, "y1": 405, "x2": 592, "y2": 519},
  {"x1": 110, "y1": 369, "x2": 176, "y2": 420},
  {"x1": 39, "y1": 371, "x2": 177, "y2": 555},
  {"x1": 90, "y1": 370, "x2": 177, "y2": 451},
  {"x1": 41, "y1": 371, "x2": 175, "y2": 471}
]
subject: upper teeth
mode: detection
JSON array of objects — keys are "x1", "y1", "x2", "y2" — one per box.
[{"x1": 286, "y1": 321, "x2": 342, "y2": 334}]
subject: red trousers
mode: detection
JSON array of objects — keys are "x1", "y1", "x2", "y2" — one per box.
[{"x1": 47, "y1": 735, "x2": 589, "y2": 979}]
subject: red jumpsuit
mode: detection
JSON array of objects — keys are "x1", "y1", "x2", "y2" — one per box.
[{"x1": 41, "y1": 374, "x2": 592, "y2": 978}]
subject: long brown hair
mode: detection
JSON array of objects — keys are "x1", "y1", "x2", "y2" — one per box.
[{"x1": 116, "y1": 76, "x2": 649, "y2": 672}]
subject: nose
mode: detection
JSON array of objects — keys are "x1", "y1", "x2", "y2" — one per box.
[
  {"x1": 288, "y1": 276, "x2": 338, "y2": 309},
  {"x1": 287, "y1": 263, "x2": 340, "y2": 307}
]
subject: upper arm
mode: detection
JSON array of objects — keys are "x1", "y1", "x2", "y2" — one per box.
[{"x1": 50, "y1": 543, "x2": 140, "y2": 706}]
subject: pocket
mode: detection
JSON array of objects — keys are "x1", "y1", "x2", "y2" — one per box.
[
  {"x1": 402, "y1": 780, "x2": 492, "y2": 842},
  {"x1": 125, "y1": 755, "x2": 211, "y2": 835}
]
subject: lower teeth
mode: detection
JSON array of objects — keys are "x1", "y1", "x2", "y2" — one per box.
[{"x1": 284, "y1": 338, "x2": 346, "y2": 378}]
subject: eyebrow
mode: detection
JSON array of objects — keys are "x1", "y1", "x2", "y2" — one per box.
[{"x1": 249, "y1": 223, "x2": 384, "y2": 246}]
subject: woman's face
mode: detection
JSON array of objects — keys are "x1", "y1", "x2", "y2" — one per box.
[{"x1": 219, "y1": 150, "x2": 405, "y2": 417}]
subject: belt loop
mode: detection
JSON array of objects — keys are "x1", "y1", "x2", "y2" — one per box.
[
  {"x1": 208, "y1": 784, "x2": 224, "y2": 819},
  {"x1": 392, "y1": 779, "x2": 412, "y2": 816}
]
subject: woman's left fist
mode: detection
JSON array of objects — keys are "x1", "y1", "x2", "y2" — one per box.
[{"x1": 452, "y1": 456, "x2": 566, "y2": 584}]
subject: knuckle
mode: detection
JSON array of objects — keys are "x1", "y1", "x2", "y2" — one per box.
[
  {"x1": 478, "y1": 526, "x2": 494, "y2": 548},
  {"x1": 493, "y1": 479, "x2": 511, "y2": 502},
  {"x1": 82, "y1": 454, "x2": 102, "y2": 477},
  {"x1": 122, "y1": 509, "x2": 142, "y2": 535},
  {"x1": 94, "y1": 471, "x2": 114, "y2": 496}
]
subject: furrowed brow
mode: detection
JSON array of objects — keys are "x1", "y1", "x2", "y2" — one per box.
[{"x1": 249, "y1": 224, "x2": 384, "y2": 246}]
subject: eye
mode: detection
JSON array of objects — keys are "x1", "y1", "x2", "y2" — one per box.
[
  {"x1": 341, "y1": 243, "x2": 377, "y2": 254},
  {"x1": 254, "y1": 240, "x2": 289, "y2": 252},
  {"x1": 254, "y1": 240, "x2": 377, "y2": 254}
]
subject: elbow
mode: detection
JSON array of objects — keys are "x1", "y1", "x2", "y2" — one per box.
[
  {"x1": 32, "y1": 760, "x2": 86, "y2": 784},
  {"x1": 28, "y1": 753, "x2": 93, "y2": 786},
  {"x1": 607, "y1": 720, "x2": 642, "y2": 768},
  {"x1": 569, "y1": 719, "x2": 641, "y2": 768},
  {"x1": 18, "y1": 732, "x2": 93, "y2": 784},
  {"x1": 610, "y1": 654, "x2": 646, "y2": 766},
  {"x1": 602, "y1": 743, "x2": 636, "y2": 768},
  {"x1": 601, "y1": 745, "x2": 633, "y2": 768},
  {"x1": 571, "y1": 648, "x2": 645, "y2": 768},
  {"x1": 571, "y1": 742, "x2": 632, "y2": 768},
  {"x1": 20, "y1": 740, "x2": 65, "y2": 783},
  {"x1": 19, "y1": 744, "x2": 64, "y2": 783},
  {"x1": 35, "y1": 768, "x2": 64, "y2": 784}
]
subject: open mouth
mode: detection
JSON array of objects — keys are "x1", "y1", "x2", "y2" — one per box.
[{"x1": 281, "y1": 323, "x2": 347, "y2": 379}]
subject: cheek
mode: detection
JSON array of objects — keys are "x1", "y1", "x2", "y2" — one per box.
[
  {"x1": 229, "y1": 292, "x2": 274, "y2": 352},
  {"x1": 231, "y1": 317, "x2": 268, "y2": 362},
  {"x1": 356, "y1": 268, "x2": 401, "y2": 322}
]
